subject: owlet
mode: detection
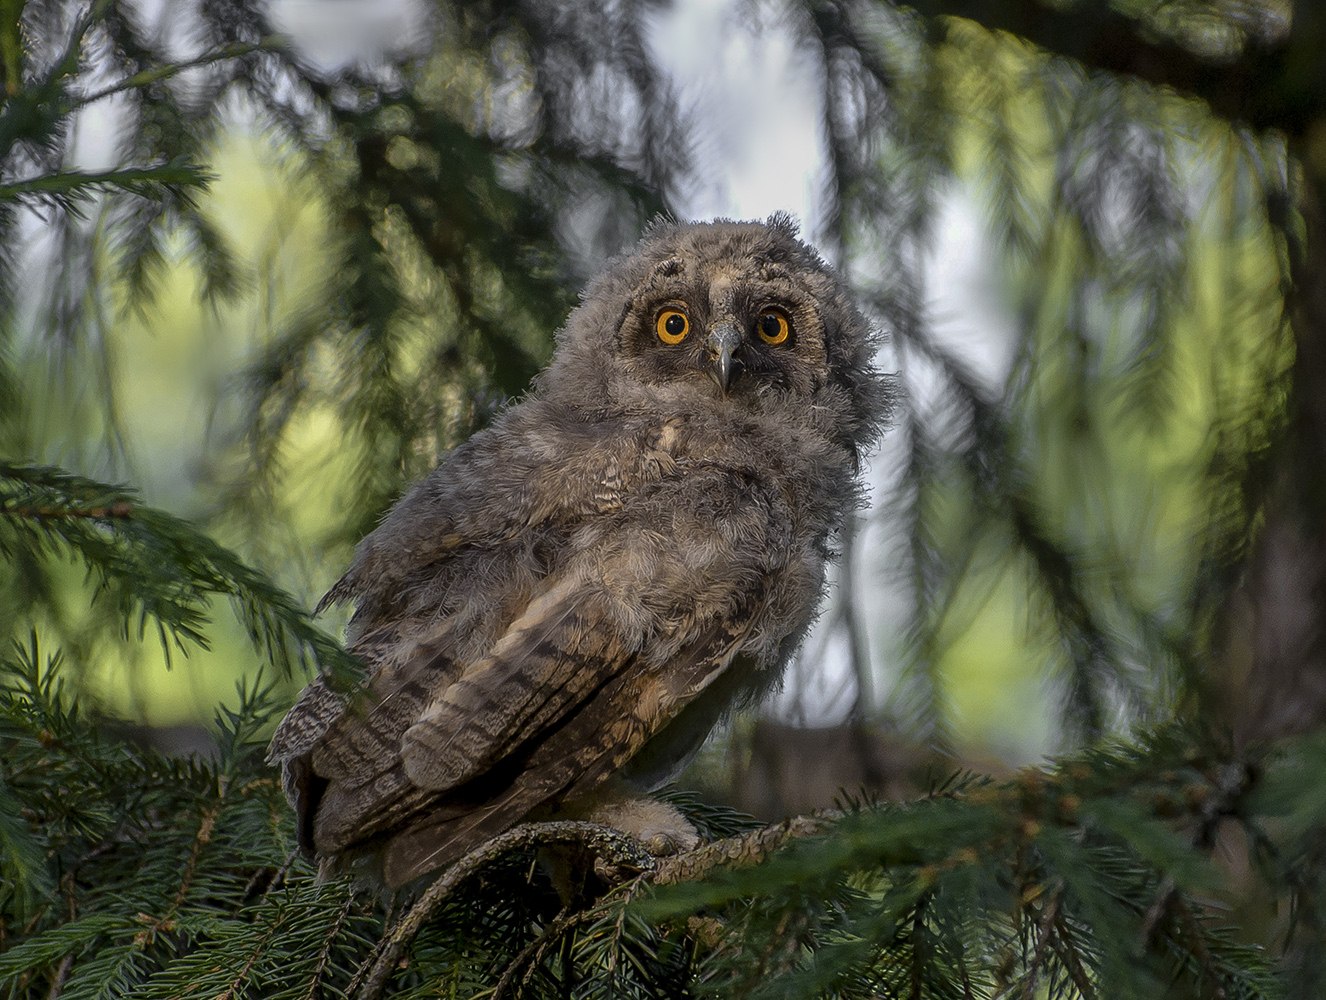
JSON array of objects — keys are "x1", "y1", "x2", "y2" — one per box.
[{"x1": 268, "y1": 217, "x2": 892, "y2": 888}]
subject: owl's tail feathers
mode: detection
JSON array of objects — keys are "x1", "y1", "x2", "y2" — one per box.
[{"x1": 399, "y1": 577, "x2": 625, "y2": 793}]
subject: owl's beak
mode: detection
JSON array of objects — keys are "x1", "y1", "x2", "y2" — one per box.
[{"x1": 705, "y1": 324, "x2": 742, "y2": 394}]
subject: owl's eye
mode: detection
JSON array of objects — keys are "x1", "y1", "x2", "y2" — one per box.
[
  {"x1": 655, "y1": 309, "x2": 690, "y2": 345},
  {"x1": 756, "y1": 309, "x2": 791, "y2": 345}
]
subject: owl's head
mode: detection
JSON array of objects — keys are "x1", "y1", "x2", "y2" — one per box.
[{"x1": 540, "y1": 216, "x2": 892, "y2": 458}]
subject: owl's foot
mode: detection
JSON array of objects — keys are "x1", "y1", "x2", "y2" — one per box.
[
  {"x1": 579, "y1": 796, "x2": 701, "y2": 856},
  {"x1": 538, "y1": 797, "x2": 700, "y2": 900},
  {"x1": 582, "y1": 797, "x2": 699, "y2": 887}
]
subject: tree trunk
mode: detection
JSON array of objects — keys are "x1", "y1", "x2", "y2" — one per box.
[{"x1": 1233, "y1": 165, "x2": 1326, "y2": 741}]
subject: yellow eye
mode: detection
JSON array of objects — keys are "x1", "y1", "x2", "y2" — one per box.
[
  {"x1": 756, "y1": 309, "x2": 791, "y2": 345},
  {"x1": 655, "y1": 309, "x2": 690, "y2": 345}
]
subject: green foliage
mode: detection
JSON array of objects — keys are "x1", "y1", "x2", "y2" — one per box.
[
  {"x1": 641, "y1": 734, "x2": 1289, "y2": 999},
  {"x1": 2, "y1": 641, "x2": 1317, "y2": 998},
  {"x1": 0, "y1": 464, "x2": 356, "y2": 684},
  {"x1": 1, "y1": 0, "x2": 1325, "y2": 997},
  {"x1": 0, "y1": 640, "x2": 364, "y2": 998}
]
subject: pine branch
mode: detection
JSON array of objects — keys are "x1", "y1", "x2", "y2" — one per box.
[
  {"x1": 651, "y1": 813, "x2": 835, "y2": 886},
  {"x1": 1, "y1": 639, "x2": 1308, "y2": 999},
  {"x1": 349, "y1": 822, "x2": 657, "y2": 1000},
  {"x1": 1049, "y1": 907, "x2": 1099, "y2": 1000},
  {"x1": 341, "y1": 730, "x2": 1274, "y2": 997},
  {"x1": 903, "y1": 0, "x2": 1323, "y2": 136},
  {"x1": 1021, "y1": 881, "x2": 1064, "y2": 999},
  {"x1": 68, "y1": 36, "x2": 285, "y2": 110},
  {"x1": 0, "y1": 161, "x2": 210, "y2": 209},
  {"x1": 490, "y1": 904, "x2": 583, "y2": 1000},
  {"x1": 0, "y1": 464, "x2": 357, "y2": 683},
  {"x1": 0, "y1": 0, "x2": 111, "y2": 159}
]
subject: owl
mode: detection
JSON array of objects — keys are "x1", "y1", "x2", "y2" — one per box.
[{"x1": 268, "y1": 216, "x2": 892, "y2": 888}]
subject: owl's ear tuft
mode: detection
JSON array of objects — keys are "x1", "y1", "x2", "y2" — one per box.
[
  {"x1": 641, "y1": 213, "x2": 680, "y2": 240},
  {"x1": 764, "y1": 211, "x2": 801, "y2": 239}
]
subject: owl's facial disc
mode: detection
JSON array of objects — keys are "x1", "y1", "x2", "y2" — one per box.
[{"x1": 705, "y1": 323, "x2": 742, "y2": 394}]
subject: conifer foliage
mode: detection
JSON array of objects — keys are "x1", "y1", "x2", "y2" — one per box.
[{"x1": 4, "y1": 1, "x2": 1326, "y2": 997}]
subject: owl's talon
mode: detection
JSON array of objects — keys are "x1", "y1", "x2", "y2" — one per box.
[
  {"x1": 589, "y1": 823, "x2": 698, "y2": 885},
  {"x1": 642, "y1": 827, "x2": 701, "y2": 857}
]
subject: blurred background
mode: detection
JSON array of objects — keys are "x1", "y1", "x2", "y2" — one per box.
[{"x1": 1, "y1": 0, "x2": 1311, "y2": 819}]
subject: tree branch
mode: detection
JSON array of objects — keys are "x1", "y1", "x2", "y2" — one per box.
[
  {"x1": 651, "y1": 813, "x2": 834, "y2": 885},
  {"x1": 348, "y1": 815, "x2": 835, "y2": 1000},
  {"x1": 1022, "y1": 882, "x2": 1063, "y2": 999},
  {"x1": 492, "y1": 905, "x2": 591, "y2": 1000},
  {"x1": 349, "y1": 821, "x2": 657, "y2": 1000},
  {"x1": 902, "y1": 0, "x2": 1325, "y2": 136},
  {"x1": 346, "y1": 735, "x2": 1260, "y2": 999}
]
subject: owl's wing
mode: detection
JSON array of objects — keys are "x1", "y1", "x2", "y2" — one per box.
[
  {"x1": 303, "y1": 561, "x2": 762, "y2": 861},
  {"x1": 377, "y1": 597, "x2": 759, "y2": 887},
  {"x1": 307, "y1": 568, "x2": 609, "y2": 794},
  {"x1": 294, "y1": 462, "x2": 782, "y2": 886}
]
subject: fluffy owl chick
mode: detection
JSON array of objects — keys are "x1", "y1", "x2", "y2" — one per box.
[{"x1": 268, "y1": 216, "x2": 892, "y2": 888}]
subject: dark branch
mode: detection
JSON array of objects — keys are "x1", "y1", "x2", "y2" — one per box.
[
  {"x1": 902, "y1": 0, "x2": 1326, "y2": 136},
  {"x1": 6, "y1": 502, "x2": 134, "y2": 520},
  {"x1": 348, "y1": 815, "x2": 836, "y2": 1000},
  {"x1": 651, "y1": 813, "x2": 835, "y2": 885},
  {"x1": 349, "y1": 822, "x2": 657, "y2": 1000}
]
